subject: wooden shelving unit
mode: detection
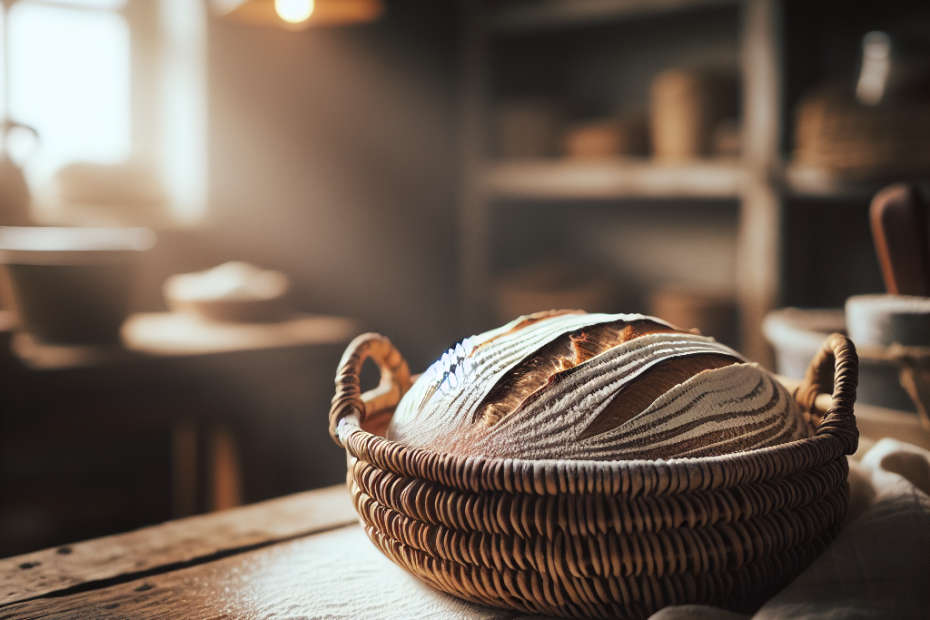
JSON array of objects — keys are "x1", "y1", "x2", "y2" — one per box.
[{"x1": 457, "y1": 0, "x2": 783, "y2": 364}]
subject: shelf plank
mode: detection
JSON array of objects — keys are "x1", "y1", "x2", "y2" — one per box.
[
  {"x1": 489, "y1": 0, "x2": 740, "y2": 34},
  {"x1": 481, "y1": 159, "x2": 744, "y2": 200},
  {"x1": 784, "y1": 163, "x2": 887, "y2": 201}
]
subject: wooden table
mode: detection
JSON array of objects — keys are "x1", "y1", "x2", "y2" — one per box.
[{"x1": 0, "y1": 485, "x2": 516, "y2": 620}]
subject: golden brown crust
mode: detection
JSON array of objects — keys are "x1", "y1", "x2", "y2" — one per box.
[{"x1": 475, "y1": 318, "x2": 682, "y2": 427}]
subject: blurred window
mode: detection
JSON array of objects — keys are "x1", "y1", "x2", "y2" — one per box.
[
  {"x1": 6, "y1": 1, "x2": 131, "y2": 186},
  {"x1": 0, "y1": 0, "x2": 207, "y2": 224}
]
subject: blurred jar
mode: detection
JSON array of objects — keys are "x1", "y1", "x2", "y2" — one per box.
[{"x1": 649, "y1": 69, "x2": 737, "y2": 160}]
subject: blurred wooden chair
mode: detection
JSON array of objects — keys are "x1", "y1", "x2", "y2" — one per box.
[{"x1": 870, "y1": 182, "x2": 930, "y2": 296}]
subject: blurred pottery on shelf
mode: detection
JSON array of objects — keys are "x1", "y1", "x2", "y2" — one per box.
[
  {"x1": 0, "y1": 226, "x2": 155, "y2": 344},
  {"x1": 649, "y1": 68, "x2": 737, "y2": 160},
  {"x1": 562, "y1": 114, "x2": 648, "y2": 159},
  {"x1": 164, "y1": 261, "x2": 292, "y2": 323}
]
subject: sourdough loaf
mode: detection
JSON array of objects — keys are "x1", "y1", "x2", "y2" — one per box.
[{"x1": 387, "y1": 310, "x2": 813, "y2": 460}]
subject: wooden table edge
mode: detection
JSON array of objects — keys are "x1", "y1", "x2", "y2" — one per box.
[{"x1": 0, "y1": 484, "x2": 357, "y2": 607}]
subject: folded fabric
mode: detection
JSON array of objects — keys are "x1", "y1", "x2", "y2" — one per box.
[{"x1": 648, "y1": 438, "x2": 930, "y2": 620}]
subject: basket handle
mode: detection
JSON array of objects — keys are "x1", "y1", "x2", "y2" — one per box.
[
  {"x1": 794, "y1": 332, "x2": 859, "y2": 452},
  {"x1": 329, "y1": 332, "x2": 412, "y2": 446}
]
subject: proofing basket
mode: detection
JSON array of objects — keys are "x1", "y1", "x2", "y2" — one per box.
[{"x1": 328, "y1": 332, "x2": 858, "y2": 619}]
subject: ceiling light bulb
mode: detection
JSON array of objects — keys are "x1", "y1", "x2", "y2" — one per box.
[{"x1": 275, "y1": 0, "x2": 314, "y2": 23}]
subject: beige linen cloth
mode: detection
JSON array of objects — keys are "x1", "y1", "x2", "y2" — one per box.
[
  {"x1": 300, "y1": 437, "x2": 928, "y2": 620},
  {"x1": 648, "y1": 437, "x2": 930, "y2": 620}
]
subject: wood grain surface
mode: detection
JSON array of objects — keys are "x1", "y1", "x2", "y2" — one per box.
[
  {"x1": 0, "y1": 485, "x2": 357, "y2": 607},
  {"x1": 0, "y1": 525, "x2": 517, "y2": 620}
]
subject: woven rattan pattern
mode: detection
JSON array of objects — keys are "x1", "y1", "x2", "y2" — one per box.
[{"x1": 329, "y1": 332, "x2": 858, "y2": 619}]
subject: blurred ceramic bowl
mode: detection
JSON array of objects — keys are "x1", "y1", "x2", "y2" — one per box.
[
  {"x1": 763, "y1": 306, "x2": 918, "y2": 413},
  {"x1": 0, "y1": 226, "x2": 155, "y2": 344},
  {"x1": 164, "y1": 261, "x2": 292, "y2": 323}
]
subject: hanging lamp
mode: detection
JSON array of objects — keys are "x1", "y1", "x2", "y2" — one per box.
[{"x1": 213, "y1": 0, "x2": 384, "y2": 31}]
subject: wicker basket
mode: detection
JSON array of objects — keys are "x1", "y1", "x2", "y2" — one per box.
[
  {"x1": 328, "y1": 332, "x2": 858, "y2": 619},
  {"x1": 792, "y1": 85, "x2": 930, "y2": 181}
]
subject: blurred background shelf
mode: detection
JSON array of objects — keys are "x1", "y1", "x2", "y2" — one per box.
[
  {"x1": 459, "y1": 0, "x2": 781, "y2": 363},
  {"x1": 459, "y1": 0, "x2": 927, "y2": 364}
]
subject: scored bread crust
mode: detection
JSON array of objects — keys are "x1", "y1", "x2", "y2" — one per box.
[{"x1": 387, "y1": 311, "x2": 812, "y2": 460}]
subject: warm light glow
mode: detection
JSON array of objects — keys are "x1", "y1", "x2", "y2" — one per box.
[
  {"x1": 275, "y1": 0, "x2": 314, "y2": 23},
  {"x1": 216, "y1": 0, "x2": 383, "y2": 30}
]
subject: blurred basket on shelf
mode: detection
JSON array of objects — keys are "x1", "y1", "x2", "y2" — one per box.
[
  {"x1": 792, "y1": 85, "x2": 930, "y2": 182},
  {"x1": 328, "y1": 332, "x2": 859, "y2": 619}
]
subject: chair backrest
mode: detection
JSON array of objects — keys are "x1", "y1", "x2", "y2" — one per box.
[{"x1": 870, "y1": 183, "x2": 930, "y2": 296}]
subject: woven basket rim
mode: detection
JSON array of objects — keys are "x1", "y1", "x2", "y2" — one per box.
[{"x1": 340, "y1": 414, "x2": 855, "y2": 497}]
